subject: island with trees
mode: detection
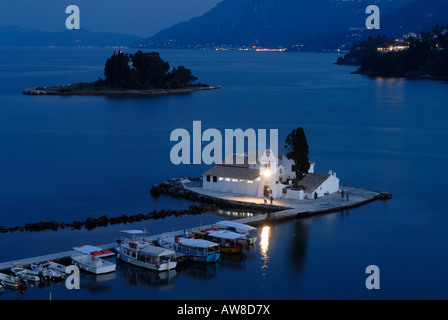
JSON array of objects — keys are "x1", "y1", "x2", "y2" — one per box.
[
  {"x1": 336, "y1": 23, "x2": 448, "y2": 79},
  {"x1": 23, "y1": 50, "x2": 220, "y2": 96}
]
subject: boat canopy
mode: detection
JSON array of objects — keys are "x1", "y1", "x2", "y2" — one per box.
[
  {"x1": 216, "y1": 221, "x2": 257, "y2": 232},
  {"x1": 179, "y1": 238, "x2": 219, "y2": 249},
  {"x1": 207, "y1": 230, "x2": 244, "y2": 240},
  {"x1": 141, "y1": 245, "x2": 175, "y2": 258},
  {"x1": 73, "y1": 245, "x2": 115, "y2": 257}
]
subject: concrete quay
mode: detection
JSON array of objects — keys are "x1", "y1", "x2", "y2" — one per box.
[
  {"x1": 0, "y1": 181, "x2": 389, "y2": 272},
  {"x1": 183, "y1": 182, "x2": 386, "y2": 225}
]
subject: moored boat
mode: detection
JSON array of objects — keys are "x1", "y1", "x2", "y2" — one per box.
[
  {"x1": 216, "y1": 220, "x2": 258, "y2": 245},
  {"x1": 158, "y1": 235, "x2": 220, "y2": 263},
  {"x1": 11, "y1": 266, "x2": 40, "y2": 283},
  {"x1": 115, "y1": 230, "x2": 177, "y2": 272},
  {"x1": 31, "y1": 262, "x2": 64, "y2": 281},
  {"x1": 202, "y1": 230, "x2": 247, "y2": 253},
  {"x1": 0, "y1": 273, "x2": 26, "y2": 290},
  {"x1": 46, "y1": 261, "x2": 68, "y2": 275},
  {"x1": 71, "y1": 254, "x2": 116, "y2": 275}
]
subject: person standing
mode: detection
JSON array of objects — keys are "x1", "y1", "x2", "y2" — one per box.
[
  {"x1": 341, "y1": 190, "x2": 345, "y2": 201},
  {"x1": 270, "y1": 196, "x2": 273, "y2": 205},
  {"x1": 346, "y1": 191, "x2": 350, "y2": 201}
]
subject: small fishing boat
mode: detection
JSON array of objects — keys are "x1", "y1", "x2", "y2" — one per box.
[
  {"x1": 46, "y1": 261, "x2": 68, "y2": 275},
  {"x1": 0, "y1": 273, "x2": 26, "y2": 290},
  {"x1": 216, "y1": 220, "x2": 258, "y2": 245},
  {"x1": 116, "y1": 230, "x2": 177, "y2": 272},
  {"x1": 158, "y1": 235, "x2": 220, "y2": 263},
  {"x1": 11, "y1": 266, "x2": 40, "y2": 283},
  {"x1": 31, "y1": 263, "x2": 64, "y2": 281},
  {"x1": 71, "y1": 254, "x2": 116, "y2": 275}
]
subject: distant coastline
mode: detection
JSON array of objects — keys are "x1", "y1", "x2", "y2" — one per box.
[
  {"x1": 22, "y1": 83, "x2": 221, "y2": 97},
  {"x1": 336, "y1": 23, "x2": 448, "y2": 79}
]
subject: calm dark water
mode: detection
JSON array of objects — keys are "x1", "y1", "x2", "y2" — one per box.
[{"x1": 0, "y1": 48, "x2": 447, "y2": 300}]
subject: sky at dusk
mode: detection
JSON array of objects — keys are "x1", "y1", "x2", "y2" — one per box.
[{"x1": 0, "y1": 0, "x2": 222, "y2": 37}]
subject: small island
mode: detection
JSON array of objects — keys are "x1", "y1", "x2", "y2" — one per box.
[
  {"x1": 23, "y1": 50, "x2": 220, "y2": 96},
  {"x1": 336, "y1": 23, "x2": 448, "y2": 79}
]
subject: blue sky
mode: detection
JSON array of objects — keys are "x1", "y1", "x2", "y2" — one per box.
[{"x1": 0, "y1": 0, "x2": 222, "y2": 37}]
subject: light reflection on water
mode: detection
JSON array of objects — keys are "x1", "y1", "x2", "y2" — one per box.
[{"x1": 260, "y1": 226, "x2": 270, "y2": 277}]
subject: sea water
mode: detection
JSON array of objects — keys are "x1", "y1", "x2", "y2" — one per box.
[{"x1": 0, "y1": 48, "x2": 447, "y2": 300}]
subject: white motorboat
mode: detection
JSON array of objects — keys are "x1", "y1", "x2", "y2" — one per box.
[
  {"x1": 73, "y1": 244, "x2": 115, "y2": 258},
  {"x1": 216, "y1": 220, "x2": 258, "y2": 245},
  {"x1": 46, "y1": 261, "x2": 68, "y2": 274},
  {"x1": 71, "y1": 254, "x2": 116, "y2": 275},
  {"x1": 116, "y1": 230, "x2": 177, "y2": 272},
  {"x1": 11, "y1": 266, "x2": 40, "y2": 283},
  {"x1": 31, "y1": 263, "x2": 64, "y2": 281},
  {"x1": 0, "y1": 272, "x2": 26, "y2": 289}
]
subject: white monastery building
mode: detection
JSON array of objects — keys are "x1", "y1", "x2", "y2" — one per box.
[{"x1": 202, "y1": 149, "x2": 340, "y2": 200}]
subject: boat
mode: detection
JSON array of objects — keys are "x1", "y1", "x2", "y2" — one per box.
[
  {"x1": 73, "y1": 244, "x2": 115, "y2": 258},
  {"x1": 158, "y1": 235, "x2": 220, "y2": 263},
  {"x1": 216, "y1": 220, "x2": 258, "y2": 245},
  {"x1": 46, "y1": 261, "x2": 68, "y2": 275},
  {"x1": 11, "y1": 266, "x2": 40, "y2": 283},
  {"x1": 115, "y1": 230, "x2": 177, "y2": 272},
  {"x1": 71, "y1": 254, "x2": 116, "y2": 275},
  {"x1": 31, "y1": 262, "x2": 64, "y2": 281},
  {"x1": 202, "y1": 229, "x2": 247, "y2": 253},
  {"x1": 0, "y1": 272, "x2": 26, "y2": 290}
]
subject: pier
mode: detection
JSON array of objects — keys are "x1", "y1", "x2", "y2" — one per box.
[{"x1": 0, "y1": 179, "x2": 389, "y2": 273}]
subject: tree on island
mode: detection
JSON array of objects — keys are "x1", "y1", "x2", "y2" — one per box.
[
  {"x1": 285, "y1": 127, "x2": 310, "y2": 187},
  {"x1": 104, "y1": 51, "x2": 132, "y2": 88},
  {"x1": 102, "y1": 50, "x2": 200, "y2": 89}
]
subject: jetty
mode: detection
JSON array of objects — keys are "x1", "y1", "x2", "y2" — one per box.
[
  {"x1": 151, "y1": 178, "x2": 391, "y2": 221},
  {"x1": 0, "y1": 178, "x2": 390, "y2": 273}
]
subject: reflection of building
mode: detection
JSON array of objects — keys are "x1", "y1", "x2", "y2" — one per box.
[{"x1": 202, "y1": 149, "x2": 339, "y2": 200}]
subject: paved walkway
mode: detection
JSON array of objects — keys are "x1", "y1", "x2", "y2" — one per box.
[{"x1": 184, "y1": 182, "x2": 380, "y2": 216}]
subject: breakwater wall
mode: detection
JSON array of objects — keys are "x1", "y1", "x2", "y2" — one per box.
[{"x1": 0, "y1": 203, "x2": 215, "y2": 234}]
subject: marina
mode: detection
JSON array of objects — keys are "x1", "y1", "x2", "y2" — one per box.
[{"x1": 0, "y1": 183, "x2": 386, "y2": 290}]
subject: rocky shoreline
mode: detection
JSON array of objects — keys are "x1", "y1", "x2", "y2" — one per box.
[{"x1": 22, "y1": 84, "x2": 221, "y2": 97}]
